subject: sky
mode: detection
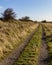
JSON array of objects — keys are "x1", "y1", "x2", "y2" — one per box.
[{"x1": 0, "y1": 0, "x2": 52, "y2": 21}]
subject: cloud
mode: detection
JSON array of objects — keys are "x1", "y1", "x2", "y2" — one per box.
[
  {"x1": 0, "y1": 6, "x2": 3, "y2": 10},
  {"x1": 0, "y1": 6, "x2": 4, "y2": 13}
]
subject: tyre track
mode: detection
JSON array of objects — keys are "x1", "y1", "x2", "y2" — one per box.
[
  {"x1": 38, "y1": 25, "x2": 49, "y2": 65},
  {"x1": 0, "y1": 25, "x2": 39, "y2": 65}
]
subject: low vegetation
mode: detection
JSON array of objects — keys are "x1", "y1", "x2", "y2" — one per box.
[
  {"x1": 0, "y1": 20, "x2": 38, "y2": 61},
  {"x1": 42, "y1": 23, "x2": 52, "y2": 65},
  {"x1": 0, "y1": 8, "x2": 52, "y2": 65},
  {"x1": 13, "y1": 25, "x2": 42, "y2": 65}
]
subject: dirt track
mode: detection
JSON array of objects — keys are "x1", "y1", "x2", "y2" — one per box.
[
  {"x1": 38, "y1": 26, "x2": 49, "y2": 65},
  {"x1": 0, "y1": 25, "x2": 49, "y2": 65},
  {"x1": 0, "y1": 25, "x2": 39, "y2": 65}
]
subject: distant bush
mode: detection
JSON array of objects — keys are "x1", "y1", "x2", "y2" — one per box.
[
  {"x1": 19, "y1": 16, "x2": 33, "y2": 22},
  {"x1": 42, "y1": 20, "x2": 46, "y2": 23},
  {"x1": 0, "y1": 18, "x2": 3, "y2": 21},
  {"x1": 34, "y1": 21, "x2": 38, "y2": 23},
  {"x1": 2, "y1": 8, "x2": 16, "y2": 21}
]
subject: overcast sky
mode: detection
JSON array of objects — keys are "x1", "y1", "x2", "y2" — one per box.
[{"x1": 0, "y1": 0, "x2": 52, "y2": 21}]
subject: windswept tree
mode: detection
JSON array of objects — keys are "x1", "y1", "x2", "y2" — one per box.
[{"x1": 2, "y1": 8, "x2": 16, "y2": 21}]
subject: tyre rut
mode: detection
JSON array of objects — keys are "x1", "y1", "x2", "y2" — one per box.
[
  {"x1": 0, "y1": 25, "x2": 39, "y2": 65},
  {"x1": 38, "y1": 25, "x2": 49, "y2": 65}
]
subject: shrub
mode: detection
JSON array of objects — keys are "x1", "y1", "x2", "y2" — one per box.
[
  {"x1": 42, "y1": 20, "x2": 47, "y2": 23},
  {"x1": 19, "y1": 16, "x2": 30, "y2": 21}
]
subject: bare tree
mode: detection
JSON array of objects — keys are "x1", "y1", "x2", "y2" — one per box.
[{"x1": 2, "y1": 8, "x2": 16, "y2": 21}]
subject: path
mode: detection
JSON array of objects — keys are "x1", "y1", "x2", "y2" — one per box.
[
  {"x1": 38, "y1": 26, "x2": 49, "y2": 65},
  {"x1": 0, "y1": 25, "x2": 39, "y2": 65}
]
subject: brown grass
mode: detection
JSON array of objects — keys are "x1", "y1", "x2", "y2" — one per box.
[{"x1": 0, "y1": 20, "x2": 38, "y2": 61}]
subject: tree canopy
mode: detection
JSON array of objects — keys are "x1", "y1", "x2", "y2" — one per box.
[{"x1": 2, "y1": 8, "x2": 16, "y2": 21}]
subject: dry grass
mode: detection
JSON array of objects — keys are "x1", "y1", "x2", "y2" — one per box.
[{"x1": 0, "y1": 20, "x2": 38, "y2": 61}]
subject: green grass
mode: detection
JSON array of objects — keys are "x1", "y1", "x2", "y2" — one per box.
[
  {"x1": 47, "y1": 40, "x2": 52, "y2": 65},
  {"x1": 13, "y1": 25, "x2": 42, "y2": 65},
  {"x1": 43, "y1": 23, "x2": 52, "y2": 65}
]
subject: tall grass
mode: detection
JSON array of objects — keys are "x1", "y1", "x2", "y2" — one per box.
[{"x1": 0, "y1": 20, "x2": 38, "y2": 61}]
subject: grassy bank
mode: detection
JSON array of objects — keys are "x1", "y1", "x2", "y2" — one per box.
[{"x1": 0, "y1": 20, "x2": 38, "y2": 61}]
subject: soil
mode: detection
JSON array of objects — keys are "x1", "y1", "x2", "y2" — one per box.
[{"x1": 38, "y1": 27, "x2": 49, "y2": 65}]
